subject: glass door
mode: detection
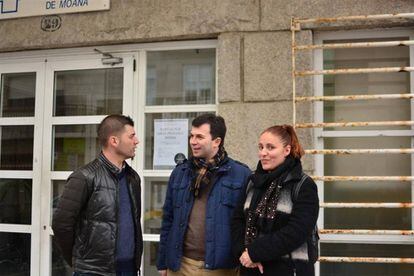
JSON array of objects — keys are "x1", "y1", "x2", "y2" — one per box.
[
  {"x1": 0, "y1": 62, "x2": 45, "y2": 276},
  {"x1": 40, "y1": 55, "x2": 134, "y2": 276}
]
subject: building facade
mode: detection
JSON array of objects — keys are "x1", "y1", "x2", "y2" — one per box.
[{"x1": 0, "y1": 1, "x2": 413, "y2": 275}]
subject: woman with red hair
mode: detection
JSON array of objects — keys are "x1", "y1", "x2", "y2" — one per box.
[{"x1": 231, "y1": 125, "x2": 319, "y2": 276}]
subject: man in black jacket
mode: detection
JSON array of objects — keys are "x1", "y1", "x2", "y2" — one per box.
[{"x1": 52, "y1": 114, "x2": 143, "y2": 276}]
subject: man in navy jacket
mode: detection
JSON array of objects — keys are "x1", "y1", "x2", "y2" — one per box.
[{"x1": 157, "y1": 114, "x2": 251, "y2": 276}]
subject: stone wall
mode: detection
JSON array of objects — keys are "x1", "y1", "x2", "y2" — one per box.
[
  {"x1": 1, "y1": 0, "x2": 412, "y2": 51},
  {"x1": 1, "y1": 0, "x2": 413, "y2": 169},
  {"x1": 217, "y1": 30, "x2": 314, "y2": 169}
]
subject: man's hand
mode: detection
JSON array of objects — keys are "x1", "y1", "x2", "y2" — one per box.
[{"x1": 159, "y1": 270, "x2": 167, "y2": 276}]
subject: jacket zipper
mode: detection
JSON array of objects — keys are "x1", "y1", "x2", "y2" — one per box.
[
  {"x1": 202, "y1": 170, "x2": 221, "y2": 269},
  {"x1": 114, "y1": 175, "x2": 120, "y2": 272},
  {"x1": 128, "y1": 173, "x2": 142, "y2": 272}
]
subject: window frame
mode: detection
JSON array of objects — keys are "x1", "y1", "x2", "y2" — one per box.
[
  {"x1": 313, "y1": 28, "x2": 414, "y2": 245},
  {"x1": 137, "y1": 45, "x2": 218, "y2": 243}
]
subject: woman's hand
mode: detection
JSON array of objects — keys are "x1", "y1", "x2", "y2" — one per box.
[
  {"x1": 240, "y1": 249, "x2": 254, "y2": 267},
  {"x1": 159, "y1": 270, "x2": 167, "y2": 276},
  {"x1": 240, "y1": 249, "x2": 264, "y2": 274},
  {"x1": 255, "y1": 262, "x2": 264, "y2": 274}
]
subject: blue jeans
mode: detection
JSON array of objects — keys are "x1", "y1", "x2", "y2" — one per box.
[{"x1": 73, "y1": 272, "x2": 137, "y2": 276}]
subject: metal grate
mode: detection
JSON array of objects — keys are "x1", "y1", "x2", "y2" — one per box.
[{"x1": 291, "y1": 12, "x2": 414, "y2": 265}]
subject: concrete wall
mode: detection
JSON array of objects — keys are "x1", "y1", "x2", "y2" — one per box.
[
  {"x1": 217, "y1": 30, "x2": 314, "y2": 169},
  {"x1": 1, "y1": 0, "x2": 413, "y2": 169},
  {"x1": 1, "y1": 0, "x2": 412, "y2": 51}
]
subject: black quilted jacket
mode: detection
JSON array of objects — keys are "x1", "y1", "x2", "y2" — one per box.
[{"x1": 52, "y1": 153, "x2": 143, "y2": 275}]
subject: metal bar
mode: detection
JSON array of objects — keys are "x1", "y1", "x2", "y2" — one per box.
[
  {"x1": 321, "y1": 203, "x2": 414, "y2": 208},
  {"x1": 319, "y1": 257, "x2": 414, "y2": 264},
  {"x1": 305, "y1": 149, "x2": 414, "y2": 155},
  {"x1": 295, "y1": 93, "x2": 414, "y2": 102},
  {"x1": 291, "y1": 19, "x2": 297, "y2": 126},
  {"x1": 296, "y1": 120, "x2": 414, "y2": 128},
  {"x1": 295, "y1": 12, "x2": 414, "y2": 24},
  {"x1": 295, "y1": 66, "x2": 414, "y2": 76},
  {"x1": 311, "y1": 176, "x2": 414, "y2": 181},
  {"x1": 144, "y1": 104, "x2": 216, "y2": 113},
  {"x1": 295, "y1": 40, "x2": 414, "y2": 51},
  {"x1": 319, "y1": 130, "x2": 414, "y2": 138},
  {"x1": 320, "y1": 229, "x2": 414, "y2": 235}
]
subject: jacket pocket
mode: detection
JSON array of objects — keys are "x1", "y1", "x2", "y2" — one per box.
[
  {"x1": 172, "y1": 184, "x2": 186, "y2": 208},
  {"x1": 220, "y1": 181, "x2": 242, "y2": 207},
  {"x1": 76, "y1": 221, "x2": 90, "y2": 257}
]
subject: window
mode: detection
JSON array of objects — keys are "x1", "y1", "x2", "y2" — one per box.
[
  {"x1": 146, "y1": 49, "x2": 215, "y2": 106},
  {"x1": 142, "y1": 48, "x2": 216, "y2": 275},
  {"x1": 312, "y1": 30, "x2": 414, "y2": 275}
]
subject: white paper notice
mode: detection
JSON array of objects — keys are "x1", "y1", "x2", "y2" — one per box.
[{"x1": 153, "y1": 119, "x2": 188, "y2": 168}]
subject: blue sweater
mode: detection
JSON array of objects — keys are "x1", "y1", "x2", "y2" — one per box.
[{"x1": 116, "y1": 168, "x2": 136, "y2": 272}]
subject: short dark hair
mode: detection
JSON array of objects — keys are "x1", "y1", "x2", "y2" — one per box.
[
  {"x1": 192, "y1": 113, "x2": 226, "y2": 147},
  {"x1": 98, "y1": 114, "x2": 134, "y2": 147}
]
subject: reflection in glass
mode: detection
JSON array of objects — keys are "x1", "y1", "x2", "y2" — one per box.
[
  {"x1": 0, "y1": 179, "x2": 32, "y2": 224},
  {"x1": 323, "y1": 37, "x2": 410, "y2": 130},
  {"x1": 52, "y1": 237, "x2": 72, "y2": 276},
  {"x1": 0, "y1": 233, "x2": 30, "y2": 275},
  {"x1": 0, "y1": 126, "x2": 34, "y2": 170},
  {"x1": 51, "y1": 181, "x2": 72, "y2": 275},
  {"x1": 145, "y1": 112, "x2": 209, "y2": 169},
  {"x1": 324, "y1": 137, "x2": 411, "y2": 229},
  {"x1": 51, "y1": 180, "x2": 66, "y2": 221},
  {"x1": 0, "y1": 72, "x2": 36, "y2": 117},
  {"x1": 144, "y1": 178, "x2": 168, "y2": 234},
  {"x1": 146, "y1": 49, "x2": 216, "y2": 105},
  {"x1": 143, "y1": 241, "x2": 160, "y2": 276},
  {"x1": 53, "y1": 125, "x2": 100, "y2": 171},
  {"x1": 54, "y1": 68, "x2": 123, "y2": 116},
  {"x1": 321, "y1": 243, "x2": 414, "y2": 276}
]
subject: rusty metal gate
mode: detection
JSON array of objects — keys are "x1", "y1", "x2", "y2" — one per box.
[{"x1": 291, "y1": 13, "x2": 414, "y2": 267}]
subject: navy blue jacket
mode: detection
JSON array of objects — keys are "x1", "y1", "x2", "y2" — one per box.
[{"x1": 156, "y1": 158, "x2": 251, "y2": 271}]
